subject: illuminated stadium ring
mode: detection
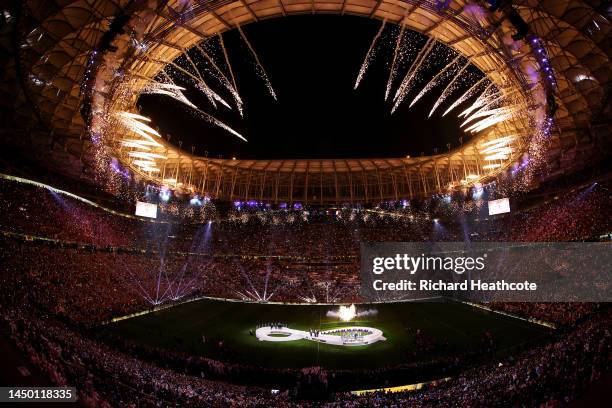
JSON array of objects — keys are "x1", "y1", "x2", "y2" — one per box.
[
  {"x1": 256, "y1": 326, "x2": 386, "y2": 346},
  {"x1": 14, "y1": 2, "x2": 608, "y2": 203},
  {"x1": 86, "y1": 1, "x2": 547, "y2": 203}
]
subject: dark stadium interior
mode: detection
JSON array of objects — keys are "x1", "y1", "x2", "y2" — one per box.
[{"x1": 0, "y1": 1, "x2": 611, "y2": 407}]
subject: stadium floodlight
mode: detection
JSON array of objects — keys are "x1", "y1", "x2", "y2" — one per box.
[{"x1": 159, "y1": 189, "x2": 171, "y2": 202}]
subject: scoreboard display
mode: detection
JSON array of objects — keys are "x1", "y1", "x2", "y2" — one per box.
[
  {"x1": 488, "y1": 198, "x2": 510, "y2": 215},
  {"x1": 135, "y1": 201, "x2": 158, "y2": 219}
]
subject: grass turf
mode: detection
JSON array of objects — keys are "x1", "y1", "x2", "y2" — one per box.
[{"x1": 101, "y1": 298, "x2": 549, "y2": 371}]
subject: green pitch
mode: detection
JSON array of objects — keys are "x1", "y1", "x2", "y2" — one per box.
[{"x1": 102, "y1": 298, "x2": 548, "y2": 370}]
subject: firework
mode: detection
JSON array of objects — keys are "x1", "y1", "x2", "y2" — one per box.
[
  {"x1": 237, "y1": 25, "x2": 277, "y2": 101},
  {"x1": 409, "y1": 54, "x2": 463, "y2": 108},
  {"x1": 391, "y1": 38, "x2": 435, "y2": 113},
  {"x1": 195, "y1": 42, "x2": 243, "y2": 115},
  {"x1": 142, "y1": 79, "x2": 198, "y2": 109},
  {"x1": 180, "y1": 51, "x2": 218, "y2": 108},
  {"x1": 442, "y1": 76, "x2": 489, "y2": 117},
  {"x1": 429, "y1": 61, "x2": 471, "y2": 117},
  {"x1": 219, "y1": 33, "x2": 242, "y2": 116},
  {"x1": 355, "y1": 19, "x2": 387, "y2": 90},
  {"x1": 385, "y1": 22, "x2": 408, "y2": 100}
]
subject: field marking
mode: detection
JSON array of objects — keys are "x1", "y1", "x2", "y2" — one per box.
[{"x1": 256, "y1": 326, "x2": 386, "y2": 346}]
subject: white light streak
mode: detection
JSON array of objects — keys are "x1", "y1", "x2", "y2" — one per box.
[
  {"x1": 122, "y1": 141, "x2": 152, "y2": 150},
  {"x1": 479, "y1": 136, "x2": 516, "y2": 147},
  {"x1": 442, "y1": 77, "x2": 489, "y2": 117},
  {"x1": 385, "y1": 21, "x2": 406, "y2": 100},
  {"x1": 237, "y1": 25, "x2": 277, "y2": 101},
  {"x1": 392, "y1": 38, "x2": 436, "y2": 113},
  {"x1": 128, "y1": 151, "x2": 167, "y2": 159},
  {"x1": 409, "y1": 54, "x2": 462, "y2": 108},
  {"x1": 355, "y1": 19, "x2": 387, "y2": 90},
  {"x1": 118, "y1": 111, "x2": 151, "y2": 122},
  {"x1": 484, "y1": 152, "x2": 510, "y2": 161},
  {"x1": 132, "y1": 160, "x2": 156, "y2": 167},
  {"x1": 121, "y1": 139, "x2": 162, "y2": 147}
]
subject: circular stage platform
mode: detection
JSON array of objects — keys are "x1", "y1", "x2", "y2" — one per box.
[{"x1": 255, "y1": 326, "x2": 386, "y2": 346}]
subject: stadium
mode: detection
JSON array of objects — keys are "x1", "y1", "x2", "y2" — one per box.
[{"x1": 0, "y1": 0, "x2": 610, "y2": 406}]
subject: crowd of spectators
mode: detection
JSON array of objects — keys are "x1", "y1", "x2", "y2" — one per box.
[
  {"x1": 0, "y1": 175, "x2": 610, "y2": 406},
  {"x1": 1, "y1": 178, "x2": 610, "y2": 258},
  {"x1": 2, "y1": 235, "x2": 604, "y2": 327},
  {"x1": 327, "y1": 309, "x2": 611, "y2": 407},
  {"x1": 0, "y1": 236, "x2": 364, "y2": 324},
  {"x1": 0, "y1": 177, "x2": 610, "y2": 326},
  {"x1": 1, "y1": 306, "x2": 609, "y2": 407},
  {"x1": 489, "y1": 302, "x2": 600, "y2": 327}
]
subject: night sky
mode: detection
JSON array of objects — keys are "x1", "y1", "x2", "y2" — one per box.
[{"x1": 138, "y1": 15, "x2": 480, "y2": 160}]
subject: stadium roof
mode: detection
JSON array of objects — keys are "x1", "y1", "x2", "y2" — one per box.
[{"x1": 0, "y1": 1, "x2": 609, "y2": 203}]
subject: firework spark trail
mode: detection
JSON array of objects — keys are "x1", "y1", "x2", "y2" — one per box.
[
  {"x1": 219, "y1": 33, "x2": 240, "y2": 108},
  {"x1": 195, "y1": 83, "x2": 232, "y2": 109},
  {"x1": 465, "y1": 110, "x2": 514, "y2": 133},
  {"x1": 180, "y1": 51, "x2": 218, "y2": 109},
  {"x1": 429, "y1": 60, "x2": 471, "y2": 117},
  {"x1": 385, "y1": 22, "x2": 407, "y2": 100},
  {"x1": 154, "y1": 70, "x2": 203, "y2": 108},
  {"x1": 154, "y1": 72, "x2": 200, "y2": 109},
  {"x1": 459, "y1": 93, "x2": 505, "y2": 128},
  {"x1": 458, "y1": 84, "x2": 497, "y2": 118},
  {"x1": 163, "y1": 63, "x2": 231, "y2": 109},
  {"x1": 237, "y1": 25, "x2": 277, "y2": 101},
  {"x1": 184, "y1": 53, "x2": 233, "y2": 110},
  {"x1": 141, "y1": 77, "x2": 246, "y2": 142},
  {"x1": 409, "y1": 54, "x2": 463, "y2": 108},
  {"x1": 192, "y1": 107, "x2": 247, "y2": 141},
  {"x1": 392, "y1": 38, "x2": 435, "y2": 113},
  {"x1": 117, "y1": 112, "x2": 161, "y2": 143},
  {"x1": 461, "y1": 106, "x2": 510, "y2": 127},
  {"x1": 195, "y1": 43, "x2": 243, "y2": 114},
  {"x1": 355, "y1": 19, "x2": 387, "y2": 90},
  {"x1": 393, "y1": 38, "x2": 436, "y2": 100},
  {"x1": 442, "y1": 76, "x2": 489, "y2": 117}
]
